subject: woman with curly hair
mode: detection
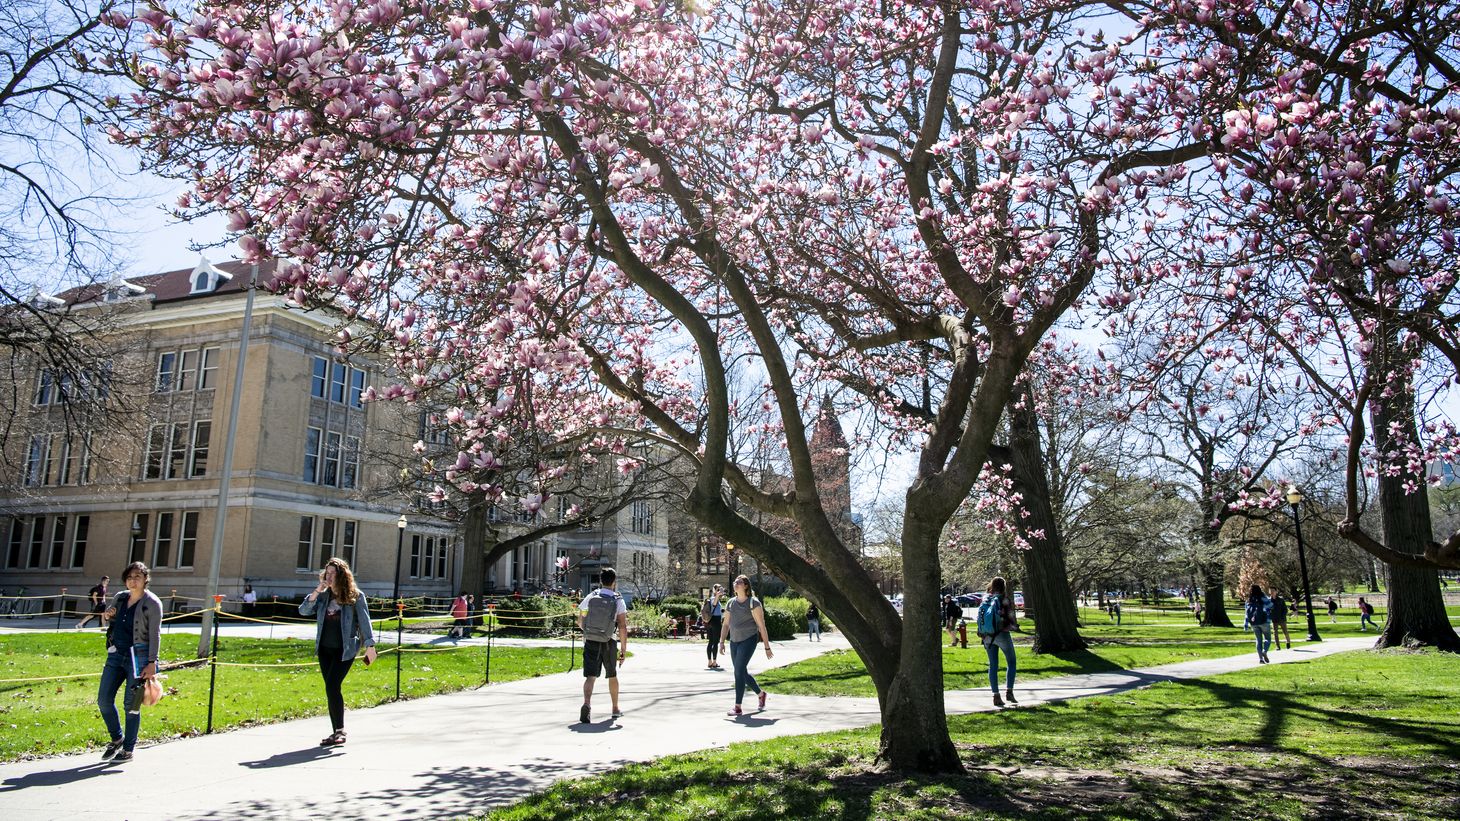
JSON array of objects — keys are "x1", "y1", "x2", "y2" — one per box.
[{"x1": 300, "y1": 557, "x2": 377, "y2": 746}]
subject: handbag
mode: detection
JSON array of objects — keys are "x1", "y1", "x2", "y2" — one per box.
[{"x1": 142, "y1": 675, "x2": 165, "y2": 707}]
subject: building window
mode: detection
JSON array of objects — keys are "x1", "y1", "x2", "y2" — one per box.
[
  {"x1": 311, "y1": 356, "x2": 328, "y2": 399},
  {"x1": 57, "y1": 439, "x2": 74, "y2": 485},
  {"x1": 153, "y1": 512, "x2": 174, "y2": 568},
  {"x1": 409, "y1": 534, "x2": 449, "y2": 580},
  {"x1": 178, "y1": 511, "x2": 199, "y2": 567},
  {"x1": 27, "y1": 516, "x2": 45, "y2": 568},
  {"x1": 178, "y1": 349, "x2": 198, "y2": 391},
  {"x1": 190, "y1": 422, "x2": 211, "y2": 477},
  {"x1": 144, "y1": 425, "x2": 165, "y2": 480},
  {"x1": 23, "y1": 435, "x2": 48, "y2": 487},
  {"x1": 697, "y1": 537, "x2": 726, "y2": 575},
  {"x1": 303, "y1": 427, "x2": 322, "y2": 482},
  {"x1": 297, "y1": 516, "x2": 315, "y2": 570},
  {"x1": 323, "y1": 431, "x2": 342, "y2": 487},
  {"x1": 320, "y1": 518, "x2": 337, "y2": 562},
  {"x1": 199, "y1": 347, "x2": 219, "y2": 390},
  {"x1": 437, "y1": 538, "x2": 448, "y2": 579},
  {"x1": 342, "y1": 436, "x2": 360, "y2": 490},
  {"x1": 69, "y1": 516, "x2": 89, "y2": 568},
  {"x1": 77, "y1": 433, "x2": 92, "y2": 484},
  {"x1": 48, "y1": 517, "x2": 67, "y2": 568},
  {"x1": 129, "y1": 514, "x2": 149, "y2": 564},
  {"x1": 330, "y1": 362, "x2": 347, "y2": 404},
  {"x1": 631, "y1": 500, "x2": 653, "y2": 535},
  {"x1": 33, "y1": 369, "x2": 54, "y2": 405},
  {"x1": 349, "y1": 368, "x2": 365, "y2": 409},
  {"x1": 342, "y1": 521, "x2": 357, "y2": 567},
  {"x1": 409, "y1": 533, "x2": 421, "y2": 578},
  {"x1": 166, "y1": 421, "x2": 189, "y2": 479},
  {"x1": 156, "y1": 352, "x2": 177, "y2": 392},
  {"x1": 7, "y1": 518, "x2": 24, "y2": 568}
]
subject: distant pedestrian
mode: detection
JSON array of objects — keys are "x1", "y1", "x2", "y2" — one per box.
[
  {"x1": 96, "y1": 562, "x2": 162, "y2": 763},
  {"x1": 76, "y1": 576, "x2": 110, "y2": 629},
  {"x1": 578, "y1": 568, "x2": 628, "y2": 723},
  {"x1": 241, "y1": 584, "x2": 258, "y2": 618},
  {"x1": 700, "y1": 584, "x2": 725, "y2": 669},
  {"x1": 1245, "y1": 585, "x2": 1274, "y2": 663},
  {"x1": 806, "y1": 602, "x2": 822, "y2": 642},
  {"x1": 1113, "y1": 600, "x2": 1122, "y2": 625},
  {"x1": 449, "y1": 591, "x2": 470, "y2": 639},
  {"x1": 1327, "y1": 596, "x2": 1338, "y2": 623},
  {"x1": 944, "y1": 595, "x2": 961, "y2": 646},
  {"x1": 720, "y1": 574, "x2": 773, "y2": 717},
  {"x1": 1358, "y1": 597, "x2": 1377, "y2": 631},
  {"x1": 1271, "y1": 594, "x2": 1291, "y2": 650},
  {"x1": 977, "y1": 576, "x2": 1019, "y2": 707},
  {"x1": 300, "y1": 558, "x2": 377, "y2": 747},
  {"x1": 1191, "y1": 599, "x2": 1202, "y2": 625}
]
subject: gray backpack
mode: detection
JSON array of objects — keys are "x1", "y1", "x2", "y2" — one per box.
[{"x1": 583, "y1": 590, "x2": 621, "y2": 642}]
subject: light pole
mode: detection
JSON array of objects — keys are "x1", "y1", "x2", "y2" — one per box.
[
  {"x1": 393, "y1": 514, "x2": 407, "y2": 699},
  {"x1": 725, "y1": 542, "x2": 736, "y2": 592},
  {"x1": 1286, "y1": 486, "x2": 1322, "y2": 643}
]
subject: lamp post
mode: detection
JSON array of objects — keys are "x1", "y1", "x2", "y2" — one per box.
[
  {"x1": 393, "y1": 514, "x2": 407, "y2": 699},
  {"x1": 725, "y1": 542, "x2": 736, "y2": 592},
  {"x1": 1286, "y1": 486, "x2": 1322, "y2": 643}
]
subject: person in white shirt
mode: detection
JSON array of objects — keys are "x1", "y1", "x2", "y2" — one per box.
[{"x1": 576, "y1": 567, "x2": 629, "y2": 723}]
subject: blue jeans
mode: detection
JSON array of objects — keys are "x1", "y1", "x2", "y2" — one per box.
[
  {"x1": 98, "y1": 643, "x2": 148, "y2": 751},
  {"x1": 1253, "y1": 622, "x2": 1272, "y2": 658},
  {"x1": 729, "y1": 638, "x2": 762, "y2": 705},
  {"x1": 807, "y1": 618, "x2": 820, "y2": 640},
  {"x1": 985, "y1": 632, "x2": 1016, "y2": 692}
]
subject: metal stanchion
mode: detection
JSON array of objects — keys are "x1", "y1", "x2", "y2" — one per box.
[
  {"x1": 485, "y1": 605, "x2": 495, "y2": 683},
  {"x1": 395, "y1": 600, "x2": 405, "y2": 701},
  {"x1": 205, "y1": 596, "x2": 223, "y2": 733},
  {"x1": 568, "y1": 623, "x2": 576, "y2": 672},
  {"x1": 57, "y1": 589, "x2": 67, "y2": 630}
]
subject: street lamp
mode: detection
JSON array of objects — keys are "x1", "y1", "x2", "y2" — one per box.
[
  {"x1": 1286, "y1": 486, "x2": 1322, "y2": 643},
  {"x1": 393, "y1": 514, "x2": 407, "y2": 698},
  {"x1": 725, "y1": 542, "x2": 736, "y2": 592}
]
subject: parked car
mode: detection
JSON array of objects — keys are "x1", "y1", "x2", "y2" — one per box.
[
  {"x1": 1013, "y1": 592, "x2": 1025, "y2": 609},
  {"x1": 954, "y1": 593, "x2": 982, "y2": 609}
]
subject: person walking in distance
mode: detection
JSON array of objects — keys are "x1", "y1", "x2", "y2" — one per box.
[
  {"x1": 1270, "y1": 592, "x2": 1291, "y2": 650},
  {"x1": 720, "y1": 574, "x2": 773, "y2": 716},
  {"x1": 976, "y1": 576, "x2": 1019, "y2": 707},
  {"x1": 1245, "y1": 584, "x2": 1274, "y2": 663},
  {"x1": 943, "y1": 595, "x2": 961, "y2": 647},
  {"x1": 1326, "y1": 596, "x2": 1339, "y2": 623},
  {"x1": 300, "y1": 558, "x2": 378, "y2": 747},
  {"x1": 76, "y1": 575, "x2": 110, "y2": 629},
  {"x1": 578, "y1": 567, "x2": 628, "y2": 723},
  {"x1": 449, "y1": 590, "x2": 470, "y2": 639},
  {"x1": 700, "y1": 584, "x2": 725, "y2": 669},
  {"x1": 95, "y1": 563, "x2": 162, "y2": 763},
  {"x1": 806, "y1": 601, "x2": 822, "y2": 642},
  {"x1": 241, "y1": 584, "x2": 258, "y2": 618}
]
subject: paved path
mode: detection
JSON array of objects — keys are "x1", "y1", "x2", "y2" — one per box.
[{"x1": 0, "y1": 632, "x2": 1373, "y2": 821}]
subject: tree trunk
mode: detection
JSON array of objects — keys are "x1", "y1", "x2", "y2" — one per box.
[
  {"x1": 880, "y1": 523, "x2": 963, "y2": 772},
  {"x1": 1370, "y1": 383, "x2": 1460, "y2": 650},
  {"x1": 1004, "y1": 388, "x2": 1085, "y2": 653},
  {"x1": 1366, "y1": 557, "x2": 1380, "y2": 593},
  {"x1": 1199, "y1": 559, "x2": 1235, "y2": 627},
  {"x1": 457, "y1": 494, "x2": 488, "y2": 601}
]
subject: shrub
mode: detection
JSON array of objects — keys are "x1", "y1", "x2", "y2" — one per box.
[
  {"x1": 659, "y1": 600, "x2": 701, "y2": 622},
  {"x1": 626, "y1": 600, "x2": 676, "y2": 639},
  {"x1": 763, "y1": 596, "x2": 835, "y2": 632},
  {"x1": 660, "y1": 593, "x2": 702, "y2": 607},
  {"x1": 491, "y1": 595, "x2": 576, "y2": 635},
  {"x1": 761, "y1": 605, "x2": 798, "y2": 641}
]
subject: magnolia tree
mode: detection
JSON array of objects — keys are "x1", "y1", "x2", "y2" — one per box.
[
  {"x1": 115, "y1": 0, "x2": 1215, "y2": 770},
  {"x1": 1124, "y1": 0, "x2": 1460, "y2": 647}
]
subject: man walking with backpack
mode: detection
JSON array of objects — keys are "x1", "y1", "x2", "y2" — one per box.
[
  {"x1": 577, "y1": 567, "x2": 628, "y2": 724},
  {"x1": 1245, "y1": 584, "x2": 1274, "y2": 663}
]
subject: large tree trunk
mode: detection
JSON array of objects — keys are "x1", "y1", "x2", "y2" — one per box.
[
  {"x1": 1199, "y1": 557, "x2": 1235, "y2": 627},
  {"x1": 881, "y1": 523, "x2": 963, "y2": 772},
  {"x1": 1005, "y1": 387, "x2": 1085, "y2": 653},
  {"x1": 457, "y1": 494, "x2": 489, "y2": 601},
  {"x1": 1370, "y1": 382, "x2": 1460, "y2": 650}
]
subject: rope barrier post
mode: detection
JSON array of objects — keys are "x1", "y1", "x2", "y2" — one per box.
[
  {"x1": 484, "y1": 604, "x2": 495, "y2": 684},
  {"x1": 270, "y1": 596, "x2": 277, "y2": 639},
  {"x1": 395, "y1": 600, "x2": 405, "y2": 701},
  {"x1": 205, "y1": 596, "x2": 223, "y2": 734},
  {"x1": 569, "y1": 622, "x2": 575, "y2": 672},
  {"x1": 57, "y1": 588, "x2": 67, "y2": 630}
]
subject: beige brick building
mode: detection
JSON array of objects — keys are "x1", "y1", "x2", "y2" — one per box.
[
  {"x1": 0, "y1": 257, "x2": 673, "y2": 608},
  {"x1": 0, "y1": 258, "x2": 459, "y2": 607}
]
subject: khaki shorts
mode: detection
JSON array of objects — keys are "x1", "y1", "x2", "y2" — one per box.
[{"x1": 582, "y1": 639, "x2": 618, "y2": 679}]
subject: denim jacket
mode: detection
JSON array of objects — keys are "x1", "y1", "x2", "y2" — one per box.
[{"x1": 299, "y1": 590, "x2": 376, "y2": 661}]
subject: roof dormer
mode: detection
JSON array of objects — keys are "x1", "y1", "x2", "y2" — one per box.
[
  {"x1": 188, "y1": 256, "x2": 232, "y2": 294},
  {"x1": 28, "y1": 288, "x2": 66, "y2": 310},
  {"x1": 102, "y1": 276, "x2": 146, "y2": 303}
]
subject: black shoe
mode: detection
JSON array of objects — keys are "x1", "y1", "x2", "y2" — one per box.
[
  {"x1": 101, "y1": 739, "x2": 123, "y2": 760},
  {"x1": 112, "y1": 749, "x2": 134, "y2": 762},
  {"x1": 579, "y1": 704, "x2": 591, "y2": 724}
]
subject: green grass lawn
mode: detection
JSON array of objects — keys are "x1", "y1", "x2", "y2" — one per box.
[
  {"x1": 484, "y1": 649, "x2": 1460, "y2": 820},
  {"x1": 0, "y1": 632, "x2": 572, "y2": 761}
]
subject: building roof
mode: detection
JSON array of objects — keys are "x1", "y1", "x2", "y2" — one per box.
[{"x1": 52, "y1": 258, "x2": 279, "y2": 308}]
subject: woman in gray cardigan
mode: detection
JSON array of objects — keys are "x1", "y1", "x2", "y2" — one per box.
[
  {"x1": 300, "y1": 557, "x2": 377, "y2": 746},
  {"x1": 97, "y1": 561, "x2": 163, "y2": 762}
]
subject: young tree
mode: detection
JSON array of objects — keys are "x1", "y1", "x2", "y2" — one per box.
[{"x1": 115, "y1": 0, "x2": 1207, "y2": 770}]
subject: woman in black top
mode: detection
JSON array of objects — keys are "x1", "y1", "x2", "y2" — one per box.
[
  {"x1": 300, "y1": 558, "x2": 376, "y2": 746},
  {"x1": 700, "y1": 584, "x2": 725, "y2": 669}
]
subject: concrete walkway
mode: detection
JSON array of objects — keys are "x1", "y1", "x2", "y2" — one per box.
[{"x1": 0, "y1": 633, "x2": 1373, "y2": 821}]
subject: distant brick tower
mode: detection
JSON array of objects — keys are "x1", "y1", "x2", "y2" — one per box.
[{"x1": 809, "y1": 397, "x2": 854, "y2": 543}]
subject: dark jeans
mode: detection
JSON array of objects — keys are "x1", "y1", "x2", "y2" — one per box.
[
  {"x1": 98, "y1": 643, "x2": 148, "y2": 751},
  {"x1": 729, "y1": 638, "x2": 761, "y2": 705},
  {"x1": 706, "y1": 617, "x2": 722, "y2": 661},
  {"x1": 317, "y1": 647, "x2": 355, "y2": 731}
]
